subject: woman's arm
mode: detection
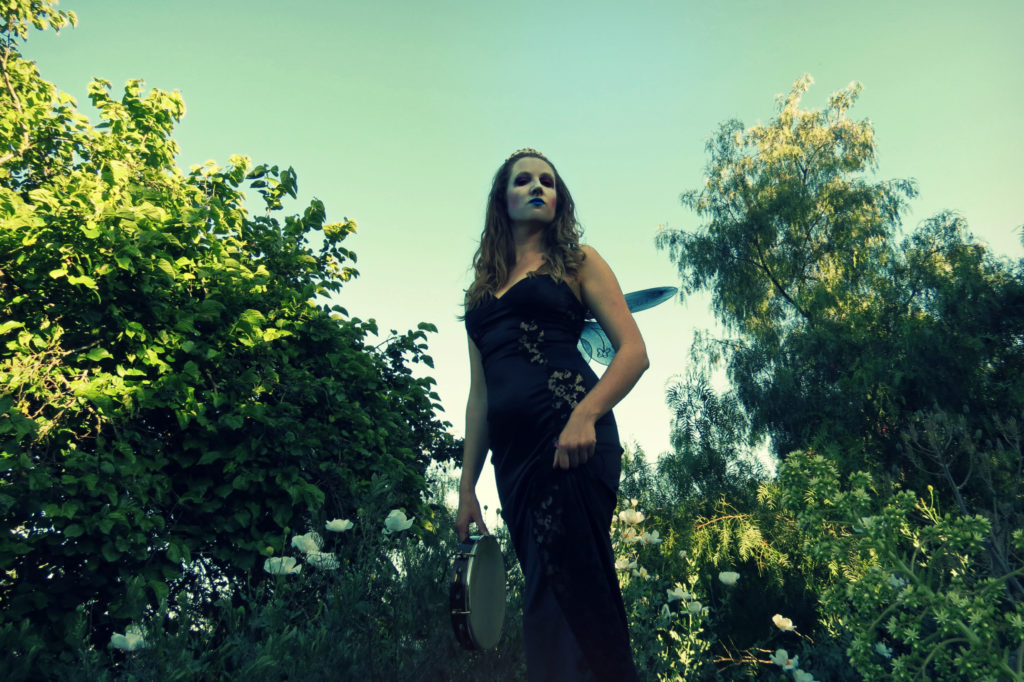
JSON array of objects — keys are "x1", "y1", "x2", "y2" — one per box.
[
  {"x1": 455, "y1": 335, "x2": 491, "y2": 540},
  {"x1": 554, "y1": 245, "x2": 650, "y2": 469}
]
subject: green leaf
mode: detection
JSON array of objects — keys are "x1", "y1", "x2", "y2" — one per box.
[
  {"x1": 101, "y1": 542, "x2": 121, "y2": 563},
  {"x1": 155, "y1": 258, "x2": 176, "y2": 279},
  {"x1": 238, "y1": 309, "x2": 266, "y2": 327},
  {"x1": 199, "y1": 299, "x2": 225, "y2": 316},
  {"x1": 220, "y1": 414, "x2": 244, "y2": 430},
  {"x1": 197, "y1": 451, "x2": 222, "y2": 465},
  {"x1": 148, "y1": 580, "x2": 169, "y2": 604},
  {"x1": 86, "y1": 347, "x2": 113, "y2": 361},
  {"x1": 262, "y1": 328, "x2": 292, "y2": 342},
  {"x1": 67, "y1": 274, "x2": 98, "y2": 289}
]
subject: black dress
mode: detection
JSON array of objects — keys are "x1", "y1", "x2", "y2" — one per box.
[{"x1": 465, "y1": 273, "x2": 639, "y2": 682}]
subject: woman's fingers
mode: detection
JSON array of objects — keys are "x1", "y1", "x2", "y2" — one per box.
[
  {"x1": 456, "y1": 496, "x2": 489, "y2": 541},
  {"x1": 552, "y1": 441, "x2": 595, "y2": 469}
]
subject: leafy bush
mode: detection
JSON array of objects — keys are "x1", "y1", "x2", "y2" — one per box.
[
  {"x1": 780, "y1": 444, "x2": 1024, "y2": 681},
  {"x1": 2, "y1": 463, "x2": 526, "y2": 681},
  {"x1": 1, "y1": 2, "x2": 453, "y2": 672}
]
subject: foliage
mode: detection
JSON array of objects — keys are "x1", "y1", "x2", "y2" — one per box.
[
  {"x1": 655, "y1": 75, "x2": 1024, "y2": 487},
  {"x1": 652, "y1": 74, "x2": 1024, "y2": 680},
  {"x1": 0, "y1": 463, "x2": 527, "y2": 681},
  {"x1": 779, "y1": 447, "x2": 1024, "y2": 681},
  {"x1": 619, "y1": 445, "x2": 859, "y2": 681},
  {"x1": 0, "y1": 1, "x2": 453, "y2": 672},
  {"x1": 660, "y1": 364, "x2": 765, "y2": 511}
]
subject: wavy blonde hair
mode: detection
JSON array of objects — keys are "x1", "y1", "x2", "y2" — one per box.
[{"x1": 463, "y1": 150, "x2": 585, "y2": 311}]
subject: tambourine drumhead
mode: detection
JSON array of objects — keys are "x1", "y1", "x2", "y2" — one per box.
[{"x1": 450, "y1": 534, "x2": 505, "y2": 650}]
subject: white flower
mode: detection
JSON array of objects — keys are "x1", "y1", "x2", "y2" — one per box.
[
  {"x1": 618, "y1": 508, "x2": 645, "y2": 525},
  {"x1": 666, "y1": 585, "x2": 688, "y2": 602},
  {"x1": 110, "y1": 624, "x2": 147, "y2": 651},
  {"x1": 264, "y1": 556, "x2": 302, "y2": 575},
  {"x1": 875, "y1": 641, "x2": 893, "y2": 658},
  {"x1": 630, "y1": 498, "x2": 638, "y2": 507},
  {"x1": 621, "y1": 527, "x2": 641, "y2": 544},
  {"x1": 639, "y1": 530, "x2": 662, "y2": 546},
  {"x1": 687, "y1": 600, "x2": 703, "y2": 614},
  {"x1": 325, "y1": 518, "x2": 353, "y2": 532},
  {"x1": 306, "y1": 551, "x2": 339, "y2": 571},
  {"x1": 660, "y1": 603, "x2": 671, "y2": 620},
  {"x1": 291, "y1": 532, "x2": 322, "y2": 554},
  {"x1": 631, "y1": 566, "x2": 650, "y2": 580},
  {"x1": 793, "y1": 670, "x2": 816, "y2": 682},
  {"x1": 769, "y1": 648, "x2": 798, "y2": 670},
  {"x1": 772, "y1": 613, "x2": 796, "y2": 631},
  {"x1": 615, "y1": 557, "x2": 636, "y2": 571},
  {"x1": 718, "y1": 571, "x2": 740, "y2": 586},
  {"x1": 383, "y1": 509, "x2": 414, "y2": 534},
  {"x1": 382, "y1": 507, "x2": 413, "y2": 532},
  {"x1": 679, "y1": 550, "x2": 687, "y2": 559}
]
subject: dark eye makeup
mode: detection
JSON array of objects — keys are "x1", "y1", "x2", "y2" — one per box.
[{"x1": 514, "y1": 173, "x2": 555, "y2": 186}]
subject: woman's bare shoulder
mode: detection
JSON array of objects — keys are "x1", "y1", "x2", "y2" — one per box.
[{"x1": 576, "y1": 244, "x2": 613, "y2": 277}]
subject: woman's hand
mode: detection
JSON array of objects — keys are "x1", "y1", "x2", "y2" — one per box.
[
  {"x1": 553, "y1": 411, "x2": 597, "y2": 469},
  {"x1": 455, "y1": 490, "x2": 489, "y2": 541}
]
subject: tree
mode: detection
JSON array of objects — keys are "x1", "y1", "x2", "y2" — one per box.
[
  {"x1": 656, "y1": 74, "x2": 1024, "y2": 678},
  {"x1": 0, "y1": 1, "x2": 453, "y2": 668},
  {"x1": 661, "y1": 366, "x2": 764, "y2": 511},
  {"x1": 657, "y1": 75, "x2": 1024, "y2": 483}
]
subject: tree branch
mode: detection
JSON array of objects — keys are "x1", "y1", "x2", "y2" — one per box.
[
  {"x1": 0, "y1": 38, "x2": 33, "y2": 168},
  {"x1": 752, "y1": 230, "x2": 814, "y2": 324}
]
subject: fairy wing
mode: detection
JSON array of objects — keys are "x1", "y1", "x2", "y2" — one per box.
[
  {"x1": 577, "y1": 286, "x2": 677, "y2": 366},
  {"x1": 623, "y1": 286, "x2": 677, "y2": 313},
  {"x1": 577, "y1": 321, "x2": 616, "y2": 366}
]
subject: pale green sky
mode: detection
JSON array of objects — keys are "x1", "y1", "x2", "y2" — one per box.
[{"x1": 26, "y1": 0, "x2": 1024, "y2": 518}]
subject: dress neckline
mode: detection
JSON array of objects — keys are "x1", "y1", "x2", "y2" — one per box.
[
  {"x1": 492, "y1": 274, "x2": 584, "y2": 307},
  {"x1": 494, "y1": 271, "x2": 542, "y2": 301}
]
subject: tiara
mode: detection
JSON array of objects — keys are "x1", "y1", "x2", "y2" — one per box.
[{"x1": 505, "y1": 147, "x2": 547, "y2": 162}]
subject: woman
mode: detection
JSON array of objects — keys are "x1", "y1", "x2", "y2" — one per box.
[{"x1": 456, "y1": 148, "x2": 648, "y2": 681}]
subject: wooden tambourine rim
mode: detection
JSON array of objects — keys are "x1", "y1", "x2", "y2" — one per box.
[{"x1": 450, "y1": 534, "x2": 505, "y2": 650}]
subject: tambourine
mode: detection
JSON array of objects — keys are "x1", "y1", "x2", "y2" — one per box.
[{"x1": 450, "y1": 534, "x2": 506, "y2": 650}]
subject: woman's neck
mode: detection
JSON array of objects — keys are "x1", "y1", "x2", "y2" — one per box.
[{"x1": 511, "y1": 223, "x2": 546, "y2": 264}]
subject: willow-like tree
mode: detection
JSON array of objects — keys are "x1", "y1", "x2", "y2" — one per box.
[
  {"x1": 0, "y1": 1, "x2": 453, "y2": 669},
  {"x1": 657, "y1": 75, "x2": 1023, "y2": 483},
  {"x1": 655, "y1": 75, "x2": 1024, "y2": 680}
]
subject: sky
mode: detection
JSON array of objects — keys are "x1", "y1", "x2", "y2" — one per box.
[{"x1": 24, "y1": 0, "x2": 1024, "y2": 526}]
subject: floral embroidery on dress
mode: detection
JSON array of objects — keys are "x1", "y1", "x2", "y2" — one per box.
[
  {"x1": 548, "y1": 370, "x2": 587, "y2": 413},
  {"x1": 531, "y1": 485, "x2": 562, "y2": 578},
  {"x1": 517, "y1": 315, "x2": 588, "y2": 416},
  {"x1": 518, "y1": 321, "x2": 546, "y2": 365}
]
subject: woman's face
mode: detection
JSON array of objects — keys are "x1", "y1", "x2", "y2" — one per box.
[{"x1": 505, "y1": 156, "x2": 557, "y2": 226}]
